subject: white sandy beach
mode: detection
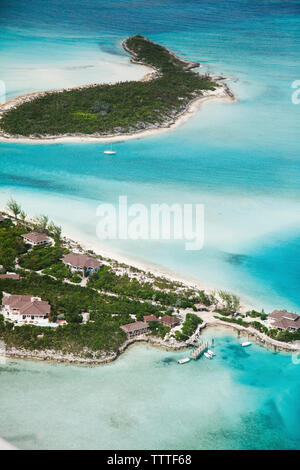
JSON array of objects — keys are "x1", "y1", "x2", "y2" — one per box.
[
  {"x1": 60, "y1": 224, "x2": 255, "y2": 313},
  {"x1": 0, "y1": 87, "x2": 233, "y2": 145}
]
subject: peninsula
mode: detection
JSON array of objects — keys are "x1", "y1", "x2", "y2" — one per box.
[
  {"x1": 0, "y1": 199, "x2": 300, "y2": 365},
  {"x1": 0, "y1": 35, "x2": 234, "y2": 142}
]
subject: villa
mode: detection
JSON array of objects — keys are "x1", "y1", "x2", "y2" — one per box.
[
  {"x1": 0, "y1": 273, "x2": 20, "y2": 280},
  {"x1": 160, "y1": 315, "x2": 180, "y2": 328},
  {"x1": 62, "y1": 253, "x2": 102, "y2": 274},
  {"x1": 121, "y1": 321, "x2": 150, "y2": 337},
  {"x1": 22, "y1": 232, "x2": 51, "y2": 246},
  {"x1": 268, "y1": 310, "x2": 300, "y2": 331},
  {"x1": 2, "y1": 293, "x2": 51, "y2": 325}
]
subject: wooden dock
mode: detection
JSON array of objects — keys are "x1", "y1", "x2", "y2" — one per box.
[{"x1": 190, "y1": 341, "x2": 209, "y2": 360}]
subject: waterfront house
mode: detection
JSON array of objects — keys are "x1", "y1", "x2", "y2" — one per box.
[
  {"x1": 62, "y1": 253, "x2": 102, "y2": 274},
  {"x1": 22, "y1": 232, "x2": 51, "y2": 246},
  {"x1": 143, "y1": 315, "x2": 158, "y2": 323},
  {"x1": 121, "y1": 321, "x2": 150, "y2": 337},
  {"x1": 268, "y1": 310, "x2": 300, "y2": 331},
  {"x1": 0, "y1": 273, "x2": 20, "y2": 280},
  {"x1": 160, "y1": 315, "x2": 180, "y2": 328},
  {"x1": 2, "y1": 293, "x2": 51, "y2": 325}
]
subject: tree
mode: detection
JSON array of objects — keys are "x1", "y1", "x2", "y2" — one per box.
[
  {"x1": 6, "y1": 198, "x2": 21, "y2": 220},
  {"x1": 19, "y1": 210, "x2": 27, "y2": 223},
  {"x1": 48, "y1": 221, "x2": 62, "y2": 245},
  {"x1": 33, "y1": 214, "x2": 49, "y2": 232}
]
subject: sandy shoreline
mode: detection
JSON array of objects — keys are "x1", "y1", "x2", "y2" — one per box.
[
  {"x1": 61, "y1": 226, "x2": 255, "y2": 313},
  {"x1": 0, "y1": 35, "x2": 235, "y2": 146},
  {"x1": 0, "y1": 84, "x2": 234, "y2": 144}
]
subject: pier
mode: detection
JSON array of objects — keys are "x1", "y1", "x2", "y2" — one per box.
[{"x1": 190, "y1": 341, "x2": 210, "y2": 360}]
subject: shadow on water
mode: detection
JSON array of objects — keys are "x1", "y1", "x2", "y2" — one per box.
[{"x1": 157, "y1": 357, "x2": 177, "y2": 367}]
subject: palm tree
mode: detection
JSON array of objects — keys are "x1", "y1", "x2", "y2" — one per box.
[{"x1": 6, "y1": 198, "x2": 21, "y2": 220}]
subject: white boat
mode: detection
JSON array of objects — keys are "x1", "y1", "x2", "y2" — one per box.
[
  {"x1": 104, "y1": 144, "x2": 116, "y2": 155},
  {"x1": 241, "y1": 341, "x2": 252, "y2": 347},
  {"x1": 207, "y1": 349, "x2": 215, "y2": 357},
  {"x1": 204, "y1": 352, "x2": 212, "y2": 359},
  {"x1": 178, "y1": 358, "x2": 190, "y2": 364}
]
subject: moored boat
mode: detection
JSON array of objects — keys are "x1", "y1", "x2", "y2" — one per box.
[
  {"x1": 178, "y1": 358, "x2": 190, "y2": 364},
  {"x1": 241, "y1": 341, "x2": 252, "y2": 347},
  {"x1": 204, "y1": 352, "x2": 212, "y2": 359}
]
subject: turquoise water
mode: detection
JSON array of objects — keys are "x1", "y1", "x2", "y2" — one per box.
[
  {"x1": 1, "y1": 0, "x2": 300, "y2": 449},
  {"x1": 1, "y1": 327, "x2": 300, "y2": 450}
]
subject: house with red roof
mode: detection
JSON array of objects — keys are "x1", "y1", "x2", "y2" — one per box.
[{"x1": 2, "y1": 293, "x2": 51, "y2": 325}]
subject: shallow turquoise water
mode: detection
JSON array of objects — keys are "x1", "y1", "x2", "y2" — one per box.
[
  {"x1": 1, "y1": 327, "x2": 300, "y2": 450},
  {"x1": 1, "y1": 0, "x2": 300, "y2": 450}
]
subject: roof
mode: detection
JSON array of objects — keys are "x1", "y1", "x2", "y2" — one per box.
[
  {"x1": 269, "y1": 310, "x2": 300, "y2": 330},
  {"x1": 161, "y1": 315, "x2": 179, "y2": 325},
  {"x1": 2, "y1": 294, "x2": 50, "y2": 316},
  {"x1": 62, "y1": 253, "x2": 102, "y2": 269},
  {"x1": 0, "y1": 274, "x2": 20, "y2": 280},
  {"x1": 0, "y1": 214, "x2": 5, "y2": 222},
  {"x1": 269, "y1": 310, "x2": 299, "y2": 321},
  {"x1": 143, "y1": 315, "x2": 158, "y2": 322},
  {"x1": 121, "y1": 321, "x2": 149, "y2": 332},
  {"x1": 22, "y1": 232, "x2": 50, "y2": 243}
]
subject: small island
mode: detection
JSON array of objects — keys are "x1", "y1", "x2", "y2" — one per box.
[{"x1": 0, "y1": 35, "x2": 234, "y2": 141}]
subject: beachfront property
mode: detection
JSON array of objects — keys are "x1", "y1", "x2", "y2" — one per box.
[
  {"x1": 268, "y1": 310, "x2": 300, "y2": 331},
  {"x1": 22, "y1": 231, "x2": 51, "y2": 246},
  {"x1": 1, "y1": 293, "x2": 51, "y2": 325},
  {"x1": 0, "y1": 273, "x2": 20, "y2": 280},
  {"x1": 62, "y1": 253, "x2": 102, "y2": 274},
  {"x1": 121, "y1": 321, "x2": 150, "y2": 337},
  {"x1": 160, "y1": 315, "x2": 180, "y2": 328}
]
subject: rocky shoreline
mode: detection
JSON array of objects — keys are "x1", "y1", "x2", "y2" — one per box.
[
  {"x1": 5, "y1": 316, "x2": 300, "y2": 367},
  {"x1": 4, "y1": 335, "x2": 189, "y2": 365}
]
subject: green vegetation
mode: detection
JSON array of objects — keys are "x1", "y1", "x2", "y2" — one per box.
[
  {"x1": 0, "y1": 270, "x2": 169, "y2": 352},
  {"x1": 88, "y1": 266, "x2": 199, "y2": 307},
  {"x1": 0, "y1": 218, "x2": 28, "y2": 270},
  {"x1": 42, "y1": 262, "x2": 71, "y2": 281},
  {"x1": 1, "y1": 35, "x2": 216, "y2": 137},
  {"x1": 175, "y1": 313, "x2": 202, "y2": 341},
  {"x1": 246, "y1": 309, "x2": 267, "y2": 320},
  {"x1": 148, "y1": 321, "x2": 170, "y2": 339},
  {"x1": 217, "y1": 291, "x2": 240, "y2": 314},
  {"x1": 19, "y1": 246, "x2": 65, "y2": 271}
]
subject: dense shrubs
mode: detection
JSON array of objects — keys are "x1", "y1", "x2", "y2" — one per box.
[
  {"x1": 1, "y1": 36, "x2": 216, "y2": 137},
  {"x1": 19, "y1": 246, "x2": 64, "y2": 270}
]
